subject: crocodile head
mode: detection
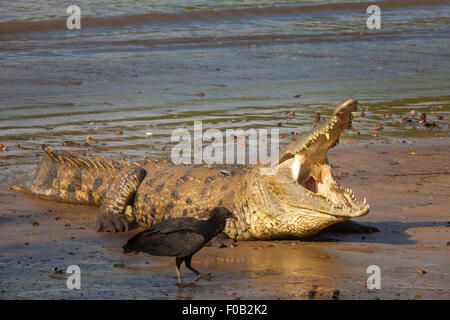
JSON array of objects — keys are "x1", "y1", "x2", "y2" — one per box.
[{"x1": 253, "y1": 99, "x2": 370, "y2": 239}]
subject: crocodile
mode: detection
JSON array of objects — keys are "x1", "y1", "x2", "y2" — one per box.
[{"x1": 13, "y1": 99, "x2": 373, "y2": 242}]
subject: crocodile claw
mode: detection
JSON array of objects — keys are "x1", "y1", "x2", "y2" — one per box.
[{"x1": 96, "y1": 213, "x2": 129, "y2": 233}]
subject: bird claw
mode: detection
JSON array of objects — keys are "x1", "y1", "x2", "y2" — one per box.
[{"x1": 195, "y1": 273, "x2": 213, "y2": 281}]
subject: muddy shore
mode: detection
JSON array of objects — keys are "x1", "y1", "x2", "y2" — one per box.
[{"x1": 0, "y1": 139, "x2": 449, "y2": 300}]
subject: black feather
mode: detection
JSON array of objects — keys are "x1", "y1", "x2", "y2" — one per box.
[{"x1": 123, "y1": 207, "x2": 235, "y2": 259}]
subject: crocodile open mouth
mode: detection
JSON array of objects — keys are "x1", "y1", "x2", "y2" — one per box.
[
  {"x1": 291, "y1": 153, "x2": 368, "y2": 214},
  {"x1": 275, "y1": 99, "x2": 370, "y2": 218}
]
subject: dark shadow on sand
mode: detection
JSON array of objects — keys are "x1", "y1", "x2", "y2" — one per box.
[{"x1": 318, "y1": 220, "x2": 448, "y2": 245}]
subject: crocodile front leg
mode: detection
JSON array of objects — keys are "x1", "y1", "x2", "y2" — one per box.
[{"x1": 96, "y1": 166, "x2": 146, "y2": 232}]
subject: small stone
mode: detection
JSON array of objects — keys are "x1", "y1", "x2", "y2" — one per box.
[
  {"x1": 32, "y1": 221, "x2": 39, "y2": 227},
  {"x1": 113, "y1": 263, "x2": 125, "y2": 268},
  {"x1": 373, "y1": 125, "x2": 383, "y2": 131},
  {"x1": 64, "y1": 223, "x2": 71, "y2": 227},
  {"x1": 417, "y1": 268, "x2": 426, "y2": 275},
  {"x1": 410, "y1": 110, "x2": 417, "y2": 116},
  {"x1": 0, "y1": 144, "x2": 7, "y2": 152},
  {"x1": 293, "y1": 94, "x2": 301, "y2": 98},
  {"x1": 116, "y1": 130, "x2": 123, "y2": 135},
  {"x1": 195, "y1": 92, "x2": 205, "y2": 97}
]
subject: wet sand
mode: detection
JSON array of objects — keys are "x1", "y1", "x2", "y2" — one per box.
[{"x1": 0, "y1": 139, "x2": 448, "y2": 300}]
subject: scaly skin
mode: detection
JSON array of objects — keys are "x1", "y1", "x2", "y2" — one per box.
[{"x1": 13, "y1": 99, "x2": 371, "y2": 241}]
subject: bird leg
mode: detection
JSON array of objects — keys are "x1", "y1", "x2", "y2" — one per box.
[
  {"x1": 184, "y1": 256, "x2": 212, "y2": 281},
  {"x1": 175, "y1": 258, "x2": 184, "y2": 286}
]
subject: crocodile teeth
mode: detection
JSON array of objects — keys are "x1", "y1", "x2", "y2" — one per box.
[
  {"x1": 325, "y1": 132, "x2": 330, "y2": 140},
  {"x1": 363, "y1": 197, "x2": 367, "y2": 205}
]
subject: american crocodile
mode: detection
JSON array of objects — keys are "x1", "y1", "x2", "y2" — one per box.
[{"x1": 13, "y1": 99, "x2": 374, "y2": 242}]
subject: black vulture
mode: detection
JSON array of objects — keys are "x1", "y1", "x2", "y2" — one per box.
[{"x1": 123, "y1": 207, "x2": 236, "y2": 285}]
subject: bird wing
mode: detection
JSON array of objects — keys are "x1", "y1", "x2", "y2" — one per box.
[{"x1": 123, "y1": 230, "x2": 206, "y2": 258}]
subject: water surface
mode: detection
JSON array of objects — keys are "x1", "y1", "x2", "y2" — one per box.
[{"x1": 0, "y1": 0, "x2": 449, "y2": 166}]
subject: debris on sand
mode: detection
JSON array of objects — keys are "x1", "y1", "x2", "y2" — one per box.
[
  {"x1": 53, "y1": 267, "x2": 65, "y2": 274},
  {"x1": 116, "y1": 130, "x2": 123, "y2": 135},
  {"x1": 86, "y1": 135, "x2": 97, "y2": 143},
  {"x1": 419, "y1": 113, "x2": 426, "y2": 125},
  {"x1": 417, "y1": 268, "x2": 426, "y2": 275},
  {"x1": 308, "y1": 289, "x2": 317, "y2": 299},
  {"x1": 402, "y1": 117, "x2": 412, "y2": 124},
  {"x1": 332, "y1": 289, "x2": 340, "y2": 300},
  {"x1": 195, "y1": 92, "x2": 205, "y2": 97},
  {"x1": 63, "y1": 140, "x2": 79, "y2": 147},
  {"x1": 373, "y1": 125, "x2": 383, "y2": 131},
  {"x1": 314, "y1": 112, "x2": 321, "y2": 122},
  {"x1": 32, "y1": 221, "x2": 39, "y2": 227},
  {"x1": 0, "y1": 144, "x2": 7, "y2": 152}
]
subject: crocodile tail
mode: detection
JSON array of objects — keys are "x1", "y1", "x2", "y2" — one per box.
[{"x1": 15, "y1": 147, "x2": 131, "y2": 205}]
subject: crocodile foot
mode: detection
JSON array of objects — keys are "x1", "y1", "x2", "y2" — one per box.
[
  {"x1": 324, "y1": 220, "x2": 379, "y2": 234},
  {"x1": 206, "y1": 232, "x2": 236, "y2": 248},
  {"x1": 96, "y1": 213, "x2": 129, "y2": 233}
]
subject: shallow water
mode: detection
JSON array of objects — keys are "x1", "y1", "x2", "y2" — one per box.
[{"x1": 0, "y1": 0, "x2": 449, "y2": 167}]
